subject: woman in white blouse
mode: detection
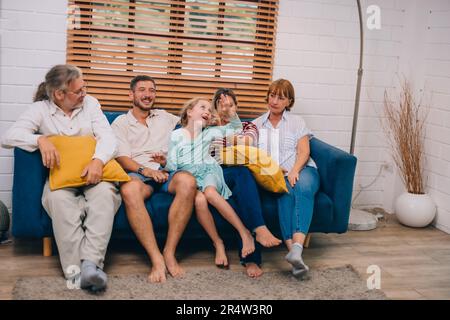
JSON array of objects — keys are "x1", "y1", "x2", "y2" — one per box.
[{"x1": 253, "y1": 79, "x2": 320, "y2": 277}]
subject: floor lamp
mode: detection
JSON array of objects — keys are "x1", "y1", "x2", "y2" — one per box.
[{"x1": 348, "y1": 0, "x2": 378, "y2": 230}]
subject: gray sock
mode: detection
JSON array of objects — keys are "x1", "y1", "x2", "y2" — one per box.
[
  {"x1": 292, "y1": 265, "x2": 309, "y2": 278},
  {"x1": 80, "y1": 260, "x2": 107, "y2": 291},
  {"x1": 285, "y1": 243, "x2": 309, "y2": 273}
]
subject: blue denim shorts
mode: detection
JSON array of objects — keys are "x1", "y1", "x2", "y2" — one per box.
[{"x1": 128, "y1": 170, "x2": 178, "y2": 193}]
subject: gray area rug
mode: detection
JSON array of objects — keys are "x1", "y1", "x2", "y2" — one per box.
[{"x1": 13, "y1": 265, "x2": 387, "y2": 300}]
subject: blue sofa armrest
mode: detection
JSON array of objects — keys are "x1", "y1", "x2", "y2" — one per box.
[
  {"x1": 310, "y1": 138, "x2": 357, "y2": 233},
  {"x1": 12, "y1": 148, "x2": 51, "y2": 238}
]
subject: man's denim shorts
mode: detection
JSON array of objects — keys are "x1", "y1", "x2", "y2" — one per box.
[{"x1": 128, "y1": 170, "x2": 178, "y2": 193}]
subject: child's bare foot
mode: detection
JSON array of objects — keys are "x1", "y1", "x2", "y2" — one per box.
[
  {"x1": 163, "y1": 251, "x2": 185, "y2": 278},
  {"x1": 213, "y1": 240, "x2": 229, "y2": 269},
  {"x1": 254, "y1": 226, "x2": 282, "y2": 247},
  {"x1": 240, "y1": 230, "x2": 255, "y2": 258},
  {"x1": 148, "y1": 255, "x2": 167, "y2": 283},
  {"x1": 245, "y1": 263, "x2": 263, "y2": 278}
]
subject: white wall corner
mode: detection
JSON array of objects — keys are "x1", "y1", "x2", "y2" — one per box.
[
  {"x1": 382, "y1": 0, "x2": 429, "y2": 213},
  {"x1": 397, "y1": 0, "x2": 428, "y2": 90}
]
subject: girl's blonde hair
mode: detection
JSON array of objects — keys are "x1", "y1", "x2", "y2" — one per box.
[{"x1": 179, "y1": 97, "x2": 211, "y2": 127}]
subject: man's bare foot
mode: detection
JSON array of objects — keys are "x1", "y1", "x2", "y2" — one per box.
[
  {"x1": 254, "y1": 226, "x2": 282, "y2": 247},
  {"x1": 163, "y1": 251, "x2": 185, "y2": 278},
  {"x1": 245, "y1": 263, "x2": 263, "y2": 278},
  {"x1": 240, "y1": 230, "x2": 255, "y2": 258},
  {"x1": 213, "y1": 240, "x2": 229, "y2": 268},
  {"x1": 148, "y1": 255, "x2": 167, "y2": 283}
]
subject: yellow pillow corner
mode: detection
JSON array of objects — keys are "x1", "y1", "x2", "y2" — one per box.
[
  {"x1": 47, "y1": 135, "x2": 130, "y2": 191},
  {"x1": 221, "y1": 145, "x2": 288, "y2": 193}
]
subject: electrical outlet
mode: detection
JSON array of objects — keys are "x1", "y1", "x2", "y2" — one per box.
[{"x1": 381, "y1": 162, "x2": 393, "y2": 172}]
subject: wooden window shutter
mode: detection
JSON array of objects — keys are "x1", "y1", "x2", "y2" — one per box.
[{"x1": 67, "y1": 0, "x2": 279, "y2": 118}]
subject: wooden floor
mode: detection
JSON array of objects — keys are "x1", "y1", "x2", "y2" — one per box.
[{"x1": 1, "y1": 215, "x2": 450, "y2": 300}]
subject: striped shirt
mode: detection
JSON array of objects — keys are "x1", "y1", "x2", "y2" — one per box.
[
  {"x1": 252, "y1": 110, "x2": 316, "y2": 174},
  {"x1": 209, "y1": 121, "x2": 258, "y2": 164}
]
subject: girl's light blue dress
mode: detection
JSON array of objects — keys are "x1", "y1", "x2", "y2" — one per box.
[{"x1": 165, "y1": 116, "x2": 242, "y2": 199}]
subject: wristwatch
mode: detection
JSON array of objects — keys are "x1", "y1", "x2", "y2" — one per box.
[{"x1": 137, "y1": 166, "x2": 145, "y2": 175}]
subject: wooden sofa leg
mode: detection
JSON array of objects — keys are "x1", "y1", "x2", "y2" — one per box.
[
  {"x1": 43, "y1": 237, "x2": 52, "y2": 257},
  {"x1": 304, "y1": 234, "x2": 311, "y2": 248}
]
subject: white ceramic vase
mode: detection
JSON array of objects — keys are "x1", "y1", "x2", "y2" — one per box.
[{"x1": 394, "y1": 192, "x2": 436, "y2": 228}]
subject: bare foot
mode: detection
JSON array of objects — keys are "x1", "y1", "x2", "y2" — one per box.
[
  {"x1": 163, "y1": 251, "x2": 185, "y2": 278},
  {"x1": 148, "y1": 255, "x2": 167, "y2": 283},
  {"x1": 213, "y1": 240, "x2": 229, "y2": 268},
  {"x1": 245, "y1": 263, "x2": 263, "y2": 278},
  {"x1": 240, "y1": 230, "x2": 255, "y2": 258},
  {"x1": 254, "y1": 226, "x2": 282, "y2": 248}
]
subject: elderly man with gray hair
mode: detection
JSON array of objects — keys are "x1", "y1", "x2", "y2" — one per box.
[{"x1": 1, "y1": 64, "x2": 121, "y2": 291}]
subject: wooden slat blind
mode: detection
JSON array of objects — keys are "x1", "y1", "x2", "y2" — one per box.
[{"x1": 67, "y1": 0, "x2": 278, "y2": 118}]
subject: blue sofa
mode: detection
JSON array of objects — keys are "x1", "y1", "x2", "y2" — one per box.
[{"x1": 11, "y1": 111, "x2": 357, "y2": 251}]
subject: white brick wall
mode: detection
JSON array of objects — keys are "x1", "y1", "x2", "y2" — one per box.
[
  {"x1": 273, "y1": 0, "x2": 405, "y2": 210},
  {"x1": 0, "y1": 0, "x2": 68, "y2": 212},
  {"x1": 421, "y1": 0, "x2": 450, "y2": 233},
  {"x1": 383, "y1": 0, "x2": 450, "y2": 233},
  {"x1": 0, "y1": 0, "x2": 449, "y2": 233},
  {"x1": 274, "y1": 0, "x2": 450, "y2": 233}
]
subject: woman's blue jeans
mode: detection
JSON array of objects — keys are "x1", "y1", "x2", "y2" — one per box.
[
  {"x1": 278, "y1": 166, "x2": 320, "y2": 241},
  {"x1": 223, "y1": 166, "x2": 263, "y2": 265}
]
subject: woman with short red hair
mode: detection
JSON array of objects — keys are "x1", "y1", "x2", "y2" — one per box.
[{"x1": 253, "y1": 79, "x2": 320, "y2": 277}]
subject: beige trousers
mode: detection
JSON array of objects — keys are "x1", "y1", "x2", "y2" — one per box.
[{"x1": 42, "y1": 180, "x2": 121, "y2": 279}]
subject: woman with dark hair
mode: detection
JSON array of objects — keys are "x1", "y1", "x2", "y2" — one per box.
[
  {"x1": 253, "y1": 79, "x2": 320, "y2": 277},
  {"x1": 210, "y1": 88, "x2": 281, "y2": 278}
]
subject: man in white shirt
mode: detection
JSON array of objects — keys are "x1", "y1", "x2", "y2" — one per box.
[
  {"x1": 1, "y1": 65, "x2": 121, "y2": 291},
  {"x1": 112, "y1": 75, "x2": 196, "y2": 283}
]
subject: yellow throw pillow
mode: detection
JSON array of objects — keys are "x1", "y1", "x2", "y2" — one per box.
[
  {"x1": 221, "y1": 145, "x2": 288, "y2": 193},
  {"x1": 47, "y1": 135, "x2": 130, "y2": 191}
]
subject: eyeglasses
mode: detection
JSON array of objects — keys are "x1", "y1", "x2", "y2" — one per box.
[{"x1": 65, "y1": 85, "x2": 87, "y2": 97}]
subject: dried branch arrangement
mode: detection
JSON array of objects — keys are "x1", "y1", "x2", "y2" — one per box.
[{"x1": 383, "y1": 80, "x2": 427, "y2": 194}]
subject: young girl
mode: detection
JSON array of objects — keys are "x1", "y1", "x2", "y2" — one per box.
[{"x1": 156, "y1": 98, "x2": 255, "y2": 268}]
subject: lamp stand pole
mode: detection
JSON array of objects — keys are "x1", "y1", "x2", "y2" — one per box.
[
  {"x1": 348, "y1": 0, "x2": 378, "y2": 231},
  {"x1": 350, "y1": 0, "x2": 364, "y2": 155}
]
